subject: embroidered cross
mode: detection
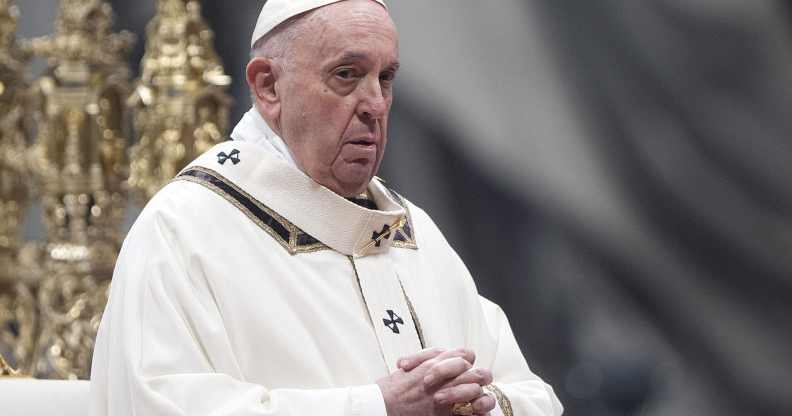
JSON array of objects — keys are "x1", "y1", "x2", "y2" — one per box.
[
  {"x1": 217, "y1": 149, "x2": 241, "y2": 165},
  {"x1": 371, "y1": 224, "x2": 391, "y2": 247},
  {"x1": 383, "y1": 310, "x2": 404, "y2": 334}
]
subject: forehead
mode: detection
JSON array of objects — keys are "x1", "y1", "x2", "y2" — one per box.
[{"x1": 302, "y1": 1, "x2": 398, "y2": 63}]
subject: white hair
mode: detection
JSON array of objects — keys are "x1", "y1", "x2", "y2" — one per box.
[
  {"x1": 248, "y1": 12, "x2": 311, "y2": 107},
  {"x1": 249, "y1": 9, "x2": 327, "y2": 68}
]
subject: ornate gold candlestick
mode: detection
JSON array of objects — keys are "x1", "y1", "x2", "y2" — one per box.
[
  {"x1": 0, "y1": 0, "x2": 36, "y2": 376},
  {"x1": 25, "y1": 0, "x2": 134, "y2": 379},
  {"x1": 129, "y1": 0, "x2": 231, "y2": 201},
  {"x1": 0, "y1": 351, "x2": 20, "y2": 376}
]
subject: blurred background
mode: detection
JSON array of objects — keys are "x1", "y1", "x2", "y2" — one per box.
[{"x1": 13, "y1": 0, "x2": 792, "y2": 414}]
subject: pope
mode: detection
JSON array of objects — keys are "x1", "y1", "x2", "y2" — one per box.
[{"x1": 89, "y1": 1, "x2": 563, "y2": 415}]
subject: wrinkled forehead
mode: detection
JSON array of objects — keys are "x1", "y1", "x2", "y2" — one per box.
[{"x1": 251, "y1": 0, "x2": 388, "y2": 47}]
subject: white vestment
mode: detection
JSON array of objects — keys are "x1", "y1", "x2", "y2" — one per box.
[{"x1": 90, "y1": 132, "x2": 563, "y2": 415}]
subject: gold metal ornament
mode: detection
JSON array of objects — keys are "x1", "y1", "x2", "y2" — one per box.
[
  {"x1": 0, "y1": 0, "x2": 36, "y2": 376},
  {"x1": 25, "y1": 0, "x2": 134, "y2": 379},
  {"x1": 129, "y1": 0, "x2": 231, "y2": 201},
  {"x1": 0, "y1": 0, "x2": 233, "y2": 381},
  {"x1": 452, "y1": 402, "x2": 475, "y2": 416},
  {"x1": 0, "y1": 351, "x2": 20, "y2": 376}
]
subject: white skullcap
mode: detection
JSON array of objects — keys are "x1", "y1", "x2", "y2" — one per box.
[{"x1": 251, "y1": 0, "x2": 388, "y2": 47}]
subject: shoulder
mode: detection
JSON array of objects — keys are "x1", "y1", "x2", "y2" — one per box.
[
  {"x1": 121, "y1": 177, "x2": 232, "y2": 266},
  {"x1": 381, "y1": 185, "x2": 471, "y2": 275},
  {"x1": 133, "y1": 138, "x2": 251, "y2": 230},
  {"x1": 385, "y1": 187, "x2": 482, "y2": 305},
  {"x1": 384, "y1": 187, "x2": 452, "y2": 252},
  {"x1": 133, "y1": 179, "x2": 216, "y2": 231}
]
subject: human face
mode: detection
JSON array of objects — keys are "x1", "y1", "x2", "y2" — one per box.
[{"x1": 277, "y1": 0, "x2": 399, "y2": 197}]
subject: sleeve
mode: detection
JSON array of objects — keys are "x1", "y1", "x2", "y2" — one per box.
[
  {"x1": 476, "y1": 296, "x2": 564, "y2": 416},
  {"x1": 89, "y1": 199, "x2": 387, "y2": 416}
]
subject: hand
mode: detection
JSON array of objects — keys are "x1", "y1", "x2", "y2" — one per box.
[
  {"x1": 376, "y1": 348, "x2": 477, "y2": 416},
  {"x1": 396, "y1": 347, "x2": 475, "y2": 373},
  {"x1": 430, "y1": 367, "x2": 495, "y2": 416},
  {"x1": 400, "y1": 348, "x2": 496, "y2": 416}
]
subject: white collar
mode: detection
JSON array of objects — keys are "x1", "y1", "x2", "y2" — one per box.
[
  {"x1": 181, "y1": 140, "x2": 408, "y2": 257},
  {"x1": 231, "y1": 107, "x2": 298, "y2": 168}
]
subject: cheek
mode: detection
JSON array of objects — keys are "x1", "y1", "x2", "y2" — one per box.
[
  {"x1": 281, "y1": 79, "x2": 365, "y2": 169},
  {"x1": 297, "y1": 100, "x2": 358, "y2": 170},
  {"x1": 312, "y1": 96, "x2": 356, "y2": 147}
]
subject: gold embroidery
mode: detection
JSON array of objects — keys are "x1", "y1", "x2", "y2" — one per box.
[
  {"x1": 174, "y1": 166, "x2": 419, "y2": 254},
  {"x1": 347, "y1": 256, "x2": 389, "y2": 367},
  {"x1": 484, "y1": 384, "x2": 513, "y2": 416},
  {"x1": 392, "y1": 239, "x2": 418, "y2": 250},
  {"x1": 175, "y1": 167, "x2": 329, "y2": 255},
  {"x1": 397, "y1": 276, "x2": 426, "y2": 349},
  {"x1": 361, "y1": 216, "x2": 406, "y2": 254},
  {"x1": 388, "y1": 191, "x2": 418, "y2": 250}
]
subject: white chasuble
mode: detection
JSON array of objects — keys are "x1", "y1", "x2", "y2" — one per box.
[{"x1": 89, "y1": 140, "x2": 563, "y2": 416}]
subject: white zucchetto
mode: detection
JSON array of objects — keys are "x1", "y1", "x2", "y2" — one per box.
[{"x1": 251, "y1": 0, "x2": 388, "y2": 47}]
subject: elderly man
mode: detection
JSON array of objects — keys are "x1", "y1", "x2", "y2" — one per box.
[{"x1": 90, "y1": 1, "x2": 562, "y2": 415}]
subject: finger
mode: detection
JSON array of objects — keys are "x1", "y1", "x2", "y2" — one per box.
[
  {"x1": 472, "y1": 393, "x2": 496, "y2": 414},
  {"x1": 437, "y1": 367, "x2": 493, "y2": 390},
  {"x1": 396, "y1": 347, "x2": 446, "y2": 372},
  {"x1": 433, "y1": 383, "x2": 484, "y2": 406},
  {"x1": 416, "y1": 347, "x2": 476, "y2": 373},
  {"x1": 424, "y1": 357, "x2": 472, "y2": 389},
  {"x1": 435, "y1": 348, "x2": 475, "y2": 367}
]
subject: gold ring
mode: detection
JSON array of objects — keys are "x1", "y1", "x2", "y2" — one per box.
[{"x1": 452, "y1": 402, "x2": 475, "y2": 416}]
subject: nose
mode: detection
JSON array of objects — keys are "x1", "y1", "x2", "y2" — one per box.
[{"x1": 357, "y1": 77, "x2": 388, "y2": 121}]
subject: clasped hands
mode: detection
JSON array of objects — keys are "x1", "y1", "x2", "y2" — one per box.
[{"x1": 376, "y1": 348, "x2": 496, "y2": 416}]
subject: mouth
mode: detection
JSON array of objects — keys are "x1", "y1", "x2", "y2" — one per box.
[
  {"x1": 342, "y1": 137, "x2": 379, "y2": 164},
  {"x1": 347, "y1": 138, "x2": 376, "y2": 147}
]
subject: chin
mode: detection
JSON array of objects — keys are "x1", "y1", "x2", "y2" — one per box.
[
  {"x1": 337, "y1": 180, "x2": 370, "y2": 198},
  {"x1": 333, "y1": 166, "x2": 376, "y2": 197}
]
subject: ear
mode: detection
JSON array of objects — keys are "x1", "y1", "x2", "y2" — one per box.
[{"x1": 246, "y1": 57, "x2": 281, "y2": 122}]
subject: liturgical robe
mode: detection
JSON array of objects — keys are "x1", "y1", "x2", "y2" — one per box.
[{"x1": 89, "y1": 138, "x2": 563, "y2": 416}]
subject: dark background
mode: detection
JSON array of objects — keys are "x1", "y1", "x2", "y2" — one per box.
[{"x1": 17, "y1": 1, "x2": 792, "y2": 414}]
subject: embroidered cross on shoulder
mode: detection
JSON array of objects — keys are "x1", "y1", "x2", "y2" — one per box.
[
  {"x1": 217, "y1": 149, "x2": 241, "y2": 165},
  {"x1": 383, "y1": 310, "x2": 404, "y2": 334}
]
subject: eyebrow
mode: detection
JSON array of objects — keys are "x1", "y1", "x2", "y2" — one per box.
[
  {"x1": 333, "y1": 51, "x2": 400, "y2": 70},
  {"x1": 336, "y1": 51, "x2": 369, "y2": 63}
]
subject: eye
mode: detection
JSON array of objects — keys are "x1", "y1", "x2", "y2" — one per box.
[
  {"x1": 335, "y1": 68, "x2": 357, "y2": 80},
  {"x1": 380, "y1": 71, "x2": 396, "y2": 83}
]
